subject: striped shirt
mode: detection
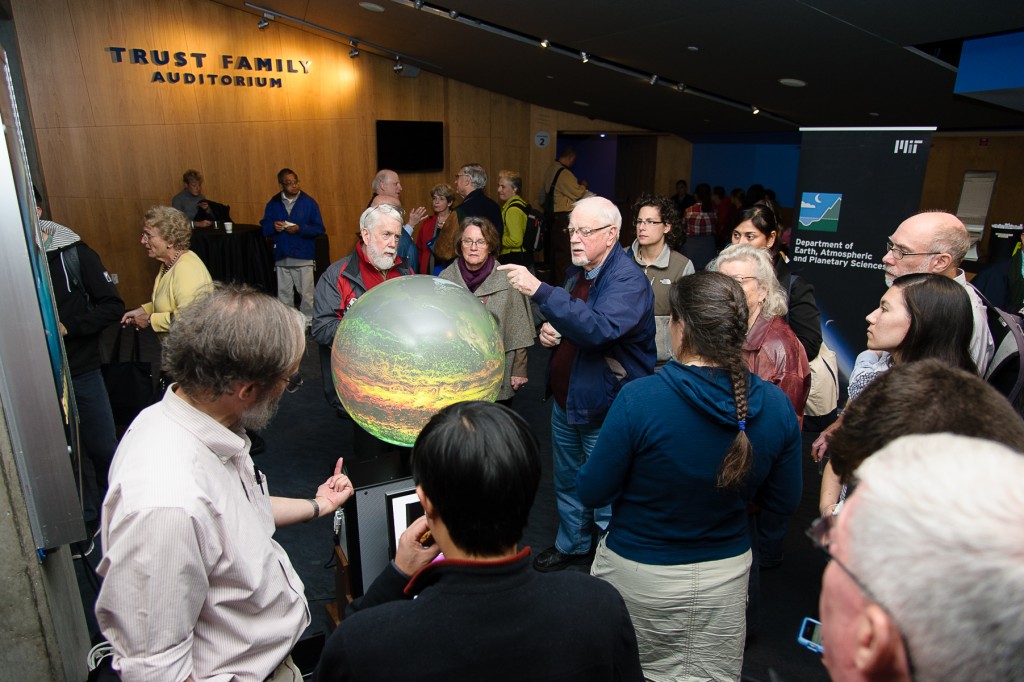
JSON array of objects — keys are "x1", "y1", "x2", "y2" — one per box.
[{"x1": 96, "y1": 386, "x2": 309, "y2": 682}]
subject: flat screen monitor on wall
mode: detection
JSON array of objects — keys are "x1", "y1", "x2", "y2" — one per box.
[{"x1": 375, "y1": 120, "x2": 444, "y2": 172}]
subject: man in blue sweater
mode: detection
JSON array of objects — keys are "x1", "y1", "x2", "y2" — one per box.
[
  {"x1": 261, "y1": 168, "x2": 326, "y2": 330},
  {"x1": 500, "y1": 196, "x2": 656, "y2": 571}
]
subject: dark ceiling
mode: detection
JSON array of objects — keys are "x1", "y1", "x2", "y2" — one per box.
[{"x1": 216, "y1": 0, "x2": 1024, "y2": 137}]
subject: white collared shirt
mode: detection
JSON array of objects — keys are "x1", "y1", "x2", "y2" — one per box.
[{"x1": 96, "y1": 386, "x2": 309, "y2": 682}]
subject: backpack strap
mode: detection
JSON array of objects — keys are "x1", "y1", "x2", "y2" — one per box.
[{"x1": 970, "y1": 283, "x2": 1024, "y2": 404}]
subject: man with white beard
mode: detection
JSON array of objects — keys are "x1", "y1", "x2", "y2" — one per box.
[
  {"x1": 311, "y1": 204, "x2": 413, "y2": 457},
  {"x1": 96, "y1": 283, "x2": 353, "y2": 682}
]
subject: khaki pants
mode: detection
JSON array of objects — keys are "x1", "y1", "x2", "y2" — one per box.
[{"x1": 265, "y1": 655, "x2": 302, "y2": 682}]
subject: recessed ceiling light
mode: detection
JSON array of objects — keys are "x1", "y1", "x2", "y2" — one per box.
[
  {"x1": 546, "y1": 75, "x2": 555, "y2": 80},
  {"x1": 358, "y1": 2, "x2": 385, "y2": 12},
  {"x1": 778, "y1": 78, "x2": 807, "y2": 88},
  {"x1": 869, "y1": 112, "x2": 880, "y2": 117},
  {"x1": 573, "y1": 100, "x2": 590, "y2": 107},
  {"x1": 687, "y1": 46, "x2": 699, "y2": 52}
]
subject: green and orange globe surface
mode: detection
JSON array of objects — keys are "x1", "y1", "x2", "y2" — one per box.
[{"x1": 331, "y1": 276, "x2": 505, "y2": 446}]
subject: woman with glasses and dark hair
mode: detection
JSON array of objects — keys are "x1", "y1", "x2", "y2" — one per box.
[
  {"x1": 732, "y1": 204, "x2": 822, "y2": 363},
  {"x1": 577, "y1": 271, "x2": 802, "y2": 682},
  {"x1": 627, "y1": 193, "x2": 694, "y2": 365},
  {"x1": 439, "y1": 217, "x2": 535, "y2": 403}
]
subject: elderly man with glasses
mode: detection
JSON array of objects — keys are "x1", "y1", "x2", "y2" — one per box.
[
  {"x1": 454, "y1": 163, "x2": 504, "y2": 242},
  {"x1": 812, "y1": 210, "x2": 994, "y2": 464},
  {"x1": 500, "y1": 195, "x2": 655, "y2": 572},
  {"x1": 96, "y1": 283, "x2": 352, "y2": 682},
  {"x1": 810, "y1": 433, "x2": 1024, "y2": 682}
]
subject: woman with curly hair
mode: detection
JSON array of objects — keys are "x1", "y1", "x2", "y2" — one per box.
[
  {"x1": 578, "y1": 271, "x2": 802, "y2": 682},
  {"x1": 628, "y1": 193, "x2": 695, "y2": 365}
]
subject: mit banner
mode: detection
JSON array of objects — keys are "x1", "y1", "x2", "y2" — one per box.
[{"x1": 791, "y1": 127, "x2": 935, "y2": 382}]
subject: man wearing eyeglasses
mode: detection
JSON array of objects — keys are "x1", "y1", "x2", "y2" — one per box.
[
  {"x1": 454, "y1": 163, "x2": 504, "y2": 241},
  {"x1": 881, "y1": 210, "x2": 992, "y2": 373},
  {"x1": 260, "y1": 167, "x2": 326, "y2": 332},
  {"x1": 312, "y1": 204, "x2": 412, "y2": 459},
  {"x1": 500, "y1": 196, "x2": 655, "y2": 572},
  {"x1": 814, "y1": 433, "x2": 1024, "y2": 682},
  {"x1": 97, "y1": 284, "x2": 353, "y2": 682}
]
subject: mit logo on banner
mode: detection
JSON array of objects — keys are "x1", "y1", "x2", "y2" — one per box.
[{"x1": 893, "y1": 139, "x2": 923, "y2": 154}]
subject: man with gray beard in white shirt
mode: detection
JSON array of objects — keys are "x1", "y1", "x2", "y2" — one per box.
[{"x1": 96, "y1": 284, "x2": 353, "y2": 682}]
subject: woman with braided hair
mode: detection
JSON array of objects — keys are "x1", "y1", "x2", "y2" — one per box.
[{"x1": 578, "y1": 271, "x2": 802, "y2": 682}]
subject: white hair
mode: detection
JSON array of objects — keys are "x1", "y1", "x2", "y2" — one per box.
[
  {"x1": 707, "y1": 244, "x2": 787, "y2": 318},
  {"x1": 848, "y1": 433, "x2": 1024, "y2": 682},
  {"x1": 570, "y1": 196, "x2": 621, "y2": 236},
  {"x1": 359, "y1": 204, "x2": 403, "y2": 233}
]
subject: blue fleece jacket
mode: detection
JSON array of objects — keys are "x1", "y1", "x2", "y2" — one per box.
[
  {"x1": 260, "y1": 191, "x2": 326, "y2": 261},
  {"x1": 578, "y1": 361, "x2": 802, "y2": 566},
  {"x1": 533, "y1": 244, "x2": 656, "y2": 425}
]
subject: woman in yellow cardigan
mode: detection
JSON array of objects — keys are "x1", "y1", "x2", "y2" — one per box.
[{"x1": 122, "y1": 206, "x2": 212, "y2": 334}]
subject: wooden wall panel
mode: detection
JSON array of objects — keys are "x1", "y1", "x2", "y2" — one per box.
[
  {"x1": 920, "y1": 134, "x2": 1024, "y2": 258},
  {"x1": 12, "y1": 0, "x2": 683, "y2": 306}
]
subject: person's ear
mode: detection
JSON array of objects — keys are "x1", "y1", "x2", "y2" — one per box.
[
  {"x1": 768, "y1": 231, "x2": 777, "y2": 249},
  {"x1": 416, "y1": 485, "x2": 436, "y2": 520},
  {"x1": 236, "y1": 381, "x2": 261, "y2": 404},
  {"x1": 854, "y1": 603, "x2": 909, "y2": 677},
  {"x1": 931, "y1": 252, "x2": 953, "y2": 274}
]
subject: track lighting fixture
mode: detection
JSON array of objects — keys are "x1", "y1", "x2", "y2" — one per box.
[
  {"x1": 349, "y1": 41, "x2": 360, "y2": 58},
  {"x1": 649, "y1": 75, "x2": 659, "y2": 86},
  {"x1": 676, "y1": 83, "x2": 687, "y2": 93},
  {"x1": 449, "y1": 9, "x2": 458, "y2": 18},
  {"x1": 393, "y1": 57, "x2": 404, "y2": 73},
  {"x1": 257, "y1": 12, "x2": 273, "y2": 29},
  {"x1": 414, "y1": 0, "x2": 424, "y2": 8},
  {"x1": 751, "y1": 105, "x2": 760, "y2": 115},
  {"x1": 580, "y1": 51, "x2": 589, "y2": 63},
  {"x1": 540, "y1": 39, "x2": 549, "y2": 48}
]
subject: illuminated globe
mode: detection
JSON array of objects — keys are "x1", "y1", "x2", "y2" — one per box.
[{"x1": 331, "y1": 275, "x2": 505, "y2": 446}]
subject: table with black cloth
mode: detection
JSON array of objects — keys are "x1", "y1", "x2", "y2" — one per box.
[{"x1": 189, "y1": 223, "x2": 276, "y2": 293}]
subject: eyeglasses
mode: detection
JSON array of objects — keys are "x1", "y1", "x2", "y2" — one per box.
[
  {"x1": 806, "y1": 516, "x2": 917, "y2": 676},
  {"x1": 281, "y1": 178, "x2": 301, "y2": 187},
  {"x1": 461, "y1": 238, "x2": 488, "y2": 248},
  {"x1": 281, "y1": 373, "x2": 303, "y2": 394},
  {"x1": 634, "y1": 218, "x2": 665, "y2": 227},
  {"x1": 886, "y1": 239, "x2": 941, "y2": 261},
  {"x1": 565, "y1": 224, "x2": 613, "y2": 238},
  {"x1": 140, "y1": 230, "x2": 159, "y2": 242}
]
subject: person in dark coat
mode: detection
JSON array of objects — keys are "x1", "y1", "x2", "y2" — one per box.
[{"x1": 315, "y1": 401, "x2": 644, "y2": 682}]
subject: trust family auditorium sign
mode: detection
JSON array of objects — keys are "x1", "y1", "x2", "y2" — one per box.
[{"x1": 106, "y1": 48, "x2": 311, "y2": 88}]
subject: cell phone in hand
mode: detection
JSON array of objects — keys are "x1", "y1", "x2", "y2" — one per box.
[{"x1": 797, "y1": 616, "x2": 824, "y2": 654}]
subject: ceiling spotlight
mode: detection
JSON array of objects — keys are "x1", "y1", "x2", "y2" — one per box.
[
  {"x1": 751, "y1": 105, "x2": 760, "y2": 115},
  {"x1": 257, "y1": 12, "x2": 273, "y2": 30},
  {"x1": 580, "y1": 51, "x2": 589, "y2": 64},
  {"x1": 449, "y1": 9, "x2": 459, "y2": 18},
  {"x1": 540, "y1": 39, "x2": 550, "y2": 48},
  {"x1": 414, "y1": 0, "x2": 424, "y2": 8},
  {"x1": 349, "y1": 41, "x2": 360, "y2": 58},
  {"x1": 393, "y1": 57, "x2": 404, "y2": 74},
  {"x1": 649, "y1": 75, "x2": 659, "y2": 86},
  {"x1": 676, "y1": 83, "x2": 687, "y2": 93}
]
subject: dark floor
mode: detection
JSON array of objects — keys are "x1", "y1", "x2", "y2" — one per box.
[{"x1": 77, "y1": 327, "x2": 829, "y2": 681}]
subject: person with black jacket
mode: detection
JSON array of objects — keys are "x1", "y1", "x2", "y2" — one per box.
[{"x1": 36, "y1": 187, "x2": 125, "y2": 531}]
